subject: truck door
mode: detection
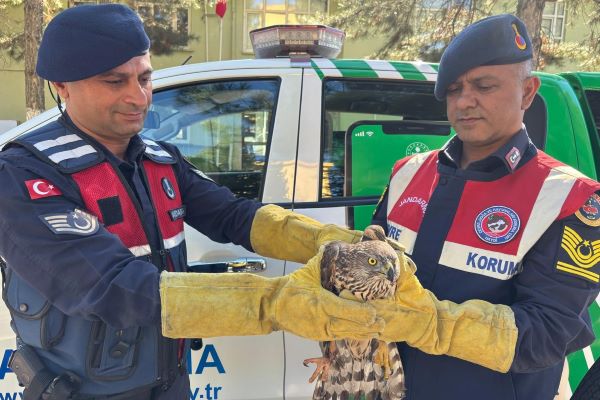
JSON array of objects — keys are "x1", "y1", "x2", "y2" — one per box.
[
  {"x1": 143, "y1": 67, "x2": 302, "y2": 400},
  {"x1": 286, "y1": 61, "x2": 448, "y2": 399}
]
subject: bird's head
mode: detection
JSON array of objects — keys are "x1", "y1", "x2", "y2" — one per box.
[{"x1": 321, "y1": 235, "x2": 401, "y2": 302}]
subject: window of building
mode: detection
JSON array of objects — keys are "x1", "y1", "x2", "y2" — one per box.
[
  {"x1": 542, "y1": 1, "x2": 566, "y2": 42},
  {"x1": 70, "y1": 1, "x2": 189, "y2": 35},
  {"x1": 243, "y1": 0, "x2": 328, "y2": 53},
  {"x1": 141, "y1": 79, "x2": 280, "y2": 200}
]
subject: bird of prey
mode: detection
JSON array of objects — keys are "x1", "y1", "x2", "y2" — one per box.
[{"x1": 303, "y1": 225, "x2": 406, "y2": 400}]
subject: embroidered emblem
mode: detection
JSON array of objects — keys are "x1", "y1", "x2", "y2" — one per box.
[
  {"x1": 512, "y1": 23, "x2": 527, "y2": 50},
  {"x1": 168, "y1": 206, "x2": 186, "y2": 221},
  {"x1": 161, "y1": 177, "x2": 176, "y2": 200},
  {"x1": 40, "y1": 209, "x2": 99, "y2": 236},
  {"x1": 504, "y1": 147, "x2": 521, "y2": 170},
  {"x1": 474, "y1": 206, "x2": 521, "y2": 245},
  {"x1": 406, "y1": 142, "x2": 430, "y2": 156},
  {"x1": 25, "y1": 179, "x2": 62, "y2": 200},
  {"x1": 555, "y1": 226, "x2": 600, "y2": 283},
  {"x1": 575, "y1": 193, "x2": 600, "y2": 227}
]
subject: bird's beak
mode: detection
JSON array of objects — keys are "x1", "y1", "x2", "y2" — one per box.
[{"x1": 384, "y1": 261, "x2": 396, "y2": 281}]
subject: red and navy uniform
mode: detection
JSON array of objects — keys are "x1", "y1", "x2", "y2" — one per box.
[
  {"x1": 373, "y1": 128, "x2": 600, "y2": 400},
  {"x1": 0, "y1": 116, "x2": 262, "y2": 399}
]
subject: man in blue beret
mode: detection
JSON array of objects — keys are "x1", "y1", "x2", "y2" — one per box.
[
  {"x1": 369, "y1": 14, "x2": 600, "y2": 399},
  {"x1": 0, "y1": 4, "x2": 383, "y2": 399}
]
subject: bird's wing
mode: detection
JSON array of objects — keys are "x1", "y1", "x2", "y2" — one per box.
[
  {"x1": 320, "y1": 241, "x2": 341, "y2": 292},
  {"x1": 381, "y1": 342, "x2": 407, "y2": 400}
]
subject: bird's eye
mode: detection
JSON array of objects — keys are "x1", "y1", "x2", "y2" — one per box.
[{"x1": 368, "y1": 258, "x2": 378, "y2": 266}]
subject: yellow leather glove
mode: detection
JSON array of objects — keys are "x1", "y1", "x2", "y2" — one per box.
[
  {"x1": 250, "y1": 204, "x2": 362, "y2": 264},
  {"x1": 160, "y1": 248, "x2": 383, "y2": 341},
  {"x1": 372, "y1": 251, "x2": 518, "y2": 373}
]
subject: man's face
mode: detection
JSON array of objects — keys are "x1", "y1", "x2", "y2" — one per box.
[
  {"x1": 445, "y1": 63, "x2": 539, "y2": 149},
  {"x1": 54, "y1": 53, "x2": 153, "y2": 145}
]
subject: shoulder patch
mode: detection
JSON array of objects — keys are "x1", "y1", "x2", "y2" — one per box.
[
  {"x1": 183, "y1": 158, "x2": 215, "y2": 183},
  {"x1": 192, "y1": 169, "x2": 215, "y2": 183},
  {"x1": 142, "y1": 138, "x2": 176, "y2": 164},
  {"x1": 40, "y1": 209, "x2": 99, "y2": 236},
  {"x1": 555, "y1": 225, "x2": 600, "y2": 283},
  {"x1": 575, "y1": 193, "x2": 600, "y2": 227}
]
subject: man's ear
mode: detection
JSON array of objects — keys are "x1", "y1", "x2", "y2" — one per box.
[
  {"x1": 52, "y1": 82, "x2": 69, "y2": 100},
  {"x1": 521, "y1": 76, "x2": 541, "y2": 111}
]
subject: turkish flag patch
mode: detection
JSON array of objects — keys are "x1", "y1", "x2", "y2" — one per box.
[{"x1": 25, "y1": 179, "x2": 62, "y2": 200}]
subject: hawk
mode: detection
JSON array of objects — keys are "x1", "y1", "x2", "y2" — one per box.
[{"x1": 303, "y1": 225, "x2": 406, "y2": 400}]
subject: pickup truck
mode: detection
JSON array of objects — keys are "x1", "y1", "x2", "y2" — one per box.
[{"x1": 0, "y1": 25, "x2": 598, "y2": 400}]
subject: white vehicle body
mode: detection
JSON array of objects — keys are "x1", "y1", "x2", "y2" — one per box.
[{"x1": 0, "y1": 55, "x2": 588, "y2": 399}]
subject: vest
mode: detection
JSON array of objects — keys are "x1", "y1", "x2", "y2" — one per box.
[
  {"x1": 385, "y1": 149, "x2": 600, "y2": 399},
  {"x1": 387, "y1": 150, "x2": 598, "y2": 279},
  {"x1": 3, "y1": 122, "x2": 188, "y2": 396}
]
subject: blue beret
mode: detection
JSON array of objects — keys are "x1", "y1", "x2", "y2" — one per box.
[
  {"x1": 434, "y1": 14, "x2": 532, "y2": 100},
  {"x1": 36, "y1": 4, "x2": 150, "y2": 82}
]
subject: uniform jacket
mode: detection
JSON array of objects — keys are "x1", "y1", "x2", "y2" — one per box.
[
  {"x1": 372, "y1": 129, "x2": 600, "y2": 400},
  {"x1": 0, "y1": 116, "x2": 262, "y2": 398}
]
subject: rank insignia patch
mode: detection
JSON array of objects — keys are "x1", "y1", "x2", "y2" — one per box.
[
  {"x1": 555, "y1": 226, "x2": 600, "y2": 283},
  {"x1": 575, "y1": 193, "x2": 600, "y2": 227},
  {"x1": 40, "y1": 209, "x2": 99, "y2": 236}
]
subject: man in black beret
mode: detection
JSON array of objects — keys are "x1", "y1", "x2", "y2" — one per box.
[
  {"x1": 370, "y1": 14, "x2": 600, "y2": 399},
  {"x1": 0, "y1": 4, "x2": 383, "y2": 399}
]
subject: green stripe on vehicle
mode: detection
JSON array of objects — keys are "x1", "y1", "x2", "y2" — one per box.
[
  {"x1": 390, "y1": 62, "x2": 428, "y2": 81},
  {"x1": 332, "y1": 60, "x2": 379, "y2": 78},
  {"x1": 568, "y1": 349, "x2": 590, "y2": 390},
  {"x1": 310, "y1": 60, "x2": 325, "y2": 80},
  {"x1": 588, "y1": 301, "x2": 600, "y2": 360}
]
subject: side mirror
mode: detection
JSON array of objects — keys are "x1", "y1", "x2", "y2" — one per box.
[{"x1": 143, "y1": 110, "x2": 160, "y2": 129}]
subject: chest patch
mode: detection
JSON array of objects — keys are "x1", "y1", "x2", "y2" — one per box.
[
  {"x1": 575, "y1": 193, "x2": 600, "y2": 227},
  {"x1": 474, "y1": 206, "x2": 521, "y2": 245},
  {"x1": 162, "y1": 177, "x2": 176, "y2": 199},
  {"x1": 556, "y1": 226, "x2": 600, "y2": 283}
]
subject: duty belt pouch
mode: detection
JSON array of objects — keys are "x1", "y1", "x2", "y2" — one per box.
[
  {"x1": 3, "y1": 269, "x2": 66, "y2": 349},
  {"x1": 9, "y1": 343, "x2": 80, "y2": 400}
]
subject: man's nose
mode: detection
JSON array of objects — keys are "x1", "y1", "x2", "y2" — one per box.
[
  {"x1": 456, "y1": 86, "x2": 477, "y2": 109},
  {"x1": 124, "y1": 81, "x2": 149, "y2": 107}
]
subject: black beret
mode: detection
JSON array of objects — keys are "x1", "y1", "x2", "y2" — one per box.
[
  {"x1": 434, "y1": 14, "x2": 532, "y2": 100},
  {"x1": 36, "y1": 4, "x2": 150, "y2": 82}
]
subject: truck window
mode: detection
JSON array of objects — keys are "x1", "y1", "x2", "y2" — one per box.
[
  {"x1": 141, "y1": 79, "x2": 280, "y2": 200},
  {"x1": 320, "y1": 79, "x2": 449, "y2": 200},
  {"x1": 585, "y1": 90, "x2": 600, "y2": 138}
]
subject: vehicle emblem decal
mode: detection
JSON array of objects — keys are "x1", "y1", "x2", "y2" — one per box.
[
  {"x1": 575, "y1": 193, "x2": 600, "y2": 227},
  {"x1": 406, "y1": 142, "x2": 430, "y2": 156},
  {"x1": 25, "y1": 179, "x2": 62, "y2": 200},
  {"x1": 162, "y1": 177, "x2": 176, "y2": 200},
  {"x1": 40, "y1": 209, "x2": 99, "y2": 236},
  {"x1": 474, "y1": 206, "x2": 521, "y2": 245}
]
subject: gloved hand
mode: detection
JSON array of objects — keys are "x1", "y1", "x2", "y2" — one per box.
[
  {"x1": 250, "y1": 204, "x2": 362, "y2": 264},
  {"x1": 160, "y1": 247, "x2": 383, "y2": 341},
  {"x1": 372, "y1": 248, "x2": 518, "y2": 373}
]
